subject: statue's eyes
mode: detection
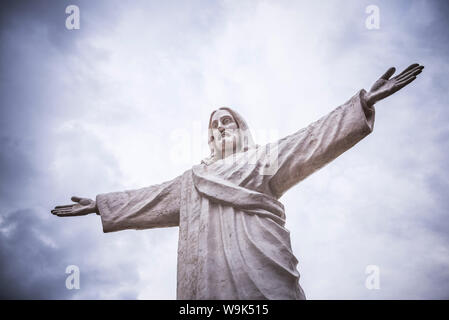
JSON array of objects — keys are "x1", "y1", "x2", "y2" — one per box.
[
  {"x1": 211, "y1": 121, "x2": 218, "y2": 128},
  {"x1": 222, "y1": 117, "x2": 232, "y2": 125}
]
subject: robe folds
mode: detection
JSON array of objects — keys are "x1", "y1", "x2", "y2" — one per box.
[{"x1": 96, "y1": 90, "x2": 375, "y2": 300}]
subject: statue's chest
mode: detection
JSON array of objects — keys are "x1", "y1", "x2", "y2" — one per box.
[{"x1": 199, "y1": 157, "x2": 273, "y2": 196}]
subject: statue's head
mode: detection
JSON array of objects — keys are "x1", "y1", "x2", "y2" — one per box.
[{"x1": 203, "y1": 107, "x2": 255, "y2": 165}]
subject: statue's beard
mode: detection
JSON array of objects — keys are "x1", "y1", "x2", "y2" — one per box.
[{"x1": 214, "y1": 132, "x2": 242, "y2": 159}]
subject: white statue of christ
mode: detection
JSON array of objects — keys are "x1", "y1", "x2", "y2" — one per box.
[{"x1": 52, "y1": 64, "x2": 424, "y2": 299}]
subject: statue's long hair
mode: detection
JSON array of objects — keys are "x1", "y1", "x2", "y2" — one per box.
[{"x1": 201, "y1": 107, "x2": 256, "y2": 165}]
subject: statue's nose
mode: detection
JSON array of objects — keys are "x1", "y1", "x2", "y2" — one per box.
[{"x1": 218, "y1": 126, "x2": 225, "y2": 133}]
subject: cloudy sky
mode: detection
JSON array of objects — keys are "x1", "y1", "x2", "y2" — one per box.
[{"x1": 1, "y1": 0, "x2": 448, "y2": 299}]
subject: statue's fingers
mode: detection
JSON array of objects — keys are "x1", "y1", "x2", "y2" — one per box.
[
  {"x1": 52, "y1": 206, "x2": 74, "y2": 213},
  {"x1": 395, "y1": 66, "x2": 423, "y2": 81},
  {"x1": 52, "y1": 208, "x2": 72, "y2": 215},
  {"x1": 54, "y1": 211, "x2": 75, "y2": 217},
  {"x1": 399, "y1": 65, "x2": 423, "y2": 77},
  {"x1": 380, "y1": 67, "x2": 396, "y2": 80},
  {"x1": 54, "y1": 212, "x2": 72, "y2": 217},
  {"x1": 395, "y1": 76, "x2": 416, "y2": 90},
  {"x1": 56, "y1": 207, "x2": 73, "y2": 212},
  {"x1": 54, "y1": 204, "x2": 75, "y2": 209},
  {"x1": 56, "y1": 209, "x2": 86, "y2": 217},
  {"x1": 71, "y1": 196, "x2": 82, "y2": 203},
  {"x1": 395, "y1": 63, "x2": 420, "y2": 77}
]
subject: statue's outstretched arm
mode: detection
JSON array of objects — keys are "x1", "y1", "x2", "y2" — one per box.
[
  {"x1": 51, "y1": 173, "x2": 182, "y2": 232},
  {"x1": 268, "y1": 63, "x2": 424, "y2": 198}
]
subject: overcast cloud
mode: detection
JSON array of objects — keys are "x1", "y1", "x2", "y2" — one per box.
[{"x1": 1, "y1": 0, "x2": 448, "y2": 299}]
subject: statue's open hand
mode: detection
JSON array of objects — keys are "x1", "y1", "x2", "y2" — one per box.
[
  {"x1": 51, "y1": 196, "x2": 98, "y2": 217},
  {"x1": 365, "y1": 63, "x2": 424, "y2": 106}
]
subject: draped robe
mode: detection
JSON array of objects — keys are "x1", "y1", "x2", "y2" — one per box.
[{"x1": 95, "y1": 90, "x2": 375, "y2": 299}]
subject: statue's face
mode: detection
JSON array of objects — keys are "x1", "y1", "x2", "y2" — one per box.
[{"x1": 210, "y1": 109, "x2": 241, "y2": 158}]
